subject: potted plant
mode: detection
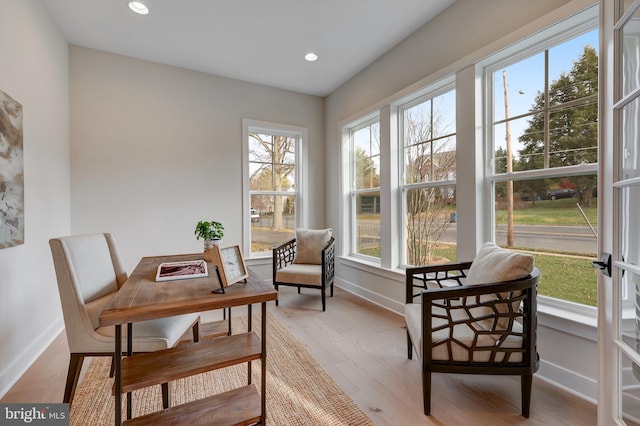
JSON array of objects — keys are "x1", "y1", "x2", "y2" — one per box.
[{"x1": 195, "y1": 221, "x2": 224, "y2": 256}]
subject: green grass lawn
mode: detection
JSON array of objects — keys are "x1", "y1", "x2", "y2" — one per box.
[
  {"x1": 495, "y1": 198, "x2": 598, "y2": 226},
  {"x1": 357, "y1": 241, "x2": 598, "y2": 307},
  {"x1": 534, "y1": 253, "x2": 597, "y2": 306},
  {"x1": 494, "y1": 198, "x2": 598, "y2": 305},
  {"x1": 433, "y1": 244, "x2": 597, "y2": 307}
]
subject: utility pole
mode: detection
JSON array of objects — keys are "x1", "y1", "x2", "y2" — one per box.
[{"x1": 502, "y1": 70, "x2": 514, "y2": 247}]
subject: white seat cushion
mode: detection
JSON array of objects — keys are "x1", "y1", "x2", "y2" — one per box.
[
  {"x1": 96, "y1": 313, "x2": 199, "y2": 352},
  {"x1": 276, "y1": 263, "x2": 323, "y2": 286}
]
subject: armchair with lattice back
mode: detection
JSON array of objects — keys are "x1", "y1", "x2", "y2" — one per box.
[
  {"x1": 272, "y1": 228, "x2": 335, "y2": 311},
  {"x1": 404, "y1": 242, "x2": 541, "y2": 417}
]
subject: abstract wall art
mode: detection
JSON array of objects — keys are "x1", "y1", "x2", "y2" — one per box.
[{"x1": 0, "y1": 89, "x2": 24, "y2": 249}]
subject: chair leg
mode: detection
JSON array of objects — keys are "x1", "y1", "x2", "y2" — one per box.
[
  {"x1": 64, "y1": 353, "x2": 84, "y2": 405},
  {"x1": 321, "y1": 287, "x2": 326, "y2": 311},
  {"x1": 521, "y1": 374, "x2": 533, "y2": 418},
  {"x1": 407, "y1": 331, "x2": 413, "y2": 360},
  {"x1": 423, "y1": 370, "x2": 431, "y2": 415},
  {"x1": 330, "y1": 282, "x2": 334, "y2": 297},
  {"x1": 109, "y1": 355, "x2": 115, "y2": 378},
  {"x1": 162, "y1": 382, "x2": 170, "y2": 408},
  {"x1": 274, "y1": 284, "x2": 279, "y2": 306},
  {"x1": 298, "y1": 287, "x2": 301, "y2": 294}
]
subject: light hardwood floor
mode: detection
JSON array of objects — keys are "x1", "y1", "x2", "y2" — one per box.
[{"x1": 2, "y1": 286, "x2": 596, "y2": 425}]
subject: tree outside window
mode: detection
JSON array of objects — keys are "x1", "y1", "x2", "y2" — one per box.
[
  {"x1": 490, "y1": 29, "x2": 599, "y2": 306},
  {"x1": 401, "y1": 88, "x2": 456, "y2": 266},
  {"x1": 248, "y1": 130, "x2": 297, "y2": 253}
]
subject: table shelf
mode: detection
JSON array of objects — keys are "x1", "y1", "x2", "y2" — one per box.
[
  {"x1": 199, "y1": 319, "x2": 231, "y2": 340},
  {"x1": 119, "y1": 331, "x2": 261, "y2": 395},
  {"x1": 122, "y1": 384, "x2": 261, "y2": 426},
  {"x1": 100, "y1": 255, "x2": 276, "y2": 426}
]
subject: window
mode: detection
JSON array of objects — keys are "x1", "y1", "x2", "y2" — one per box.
[
  {"x1": 349, "y1": 118, "x2": 381, "y2": 259},
  {"x1": 485, "y1": 23, "x2": 598, "y2": 306},
  {"x1": 244, "y1": 120, "x2": 303, "y2": 256},
  {"x1": 399, "y1": 83, "x2": 456, "y2": 266}
]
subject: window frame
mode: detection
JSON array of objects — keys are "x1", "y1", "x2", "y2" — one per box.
[
  {"x1": 242, "y1": 119, "x2": 306, "y2": 258},
  {"x1": 397, "y1": 79, "x2": 457, "y2": 267},
  {"x1": 479, "y1": 7, "x2": 601, "y2": 316},
  {"x1": 346, "y1": 115, "x2": 382, "y2": 262}
]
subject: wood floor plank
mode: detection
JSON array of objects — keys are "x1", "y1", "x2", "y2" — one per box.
[{"x1": 2, "y1": 285, "x2": 597, "y2": 425}]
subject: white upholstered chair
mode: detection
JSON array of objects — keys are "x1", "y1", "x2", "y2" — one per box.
[
  {"x1": 272, "y1": 228, "x2": 335, "y2": 311},
  {"x1": 405, "y1": 242, "x2": 540, "y2": 417},
  {"x1": 49, "y1": 233, "x2": 201, "y2": 405}
]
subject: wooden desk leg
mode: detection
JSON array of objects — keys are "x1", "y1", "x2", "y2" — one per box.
[
  {"x1": 247, "y1": 304, "x2": 252, "y2": 385},
  {"x1": 115, "y1": 324, "x2": 122, "y2": 426},
  {"x1": 127, "y1": 323, "x2": 133, "y2": 419},
  {"x1": 262, "y1": 301, "x2": 267, "y2": 425}
]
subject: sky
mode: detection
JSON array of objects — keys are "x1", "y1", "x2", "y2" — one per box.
[
  {"x1": 349, "y1": 28, "x2": 599, "y2": 175},
  {"x1": 493, "y1": 28, "x2": 599, "y2": 158}
]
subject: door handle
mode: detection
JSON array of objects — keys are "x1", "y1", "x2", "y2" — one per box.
[{"x1": 592, "y1": 253, "x2": 611, "y2": 277}]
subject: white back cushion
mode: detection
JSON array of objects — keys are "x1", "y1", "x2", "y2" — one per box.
[
  {"x1": 465, "y1": 242, "x2": 534, "y2": 331},
  {"x1": 293, "y1": 228, "x2": 332, "y2": 265},
  {"x1": 65, "y1": 234, "x2": 119, "y2": 304},
  {"x1": 466, "y1": 242, "x2": 534, "y2": 285}
]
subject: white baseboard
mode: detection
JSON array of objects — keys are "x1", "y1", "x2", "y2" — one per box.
[
  {"x1": 537, "y1": 358, "x2": 597, "y2": 404},
  {"x1": 0, "y1": 316, "x2": 64, "y2": 399},
  {"x1": 336, "y1": 277, "x2": 405, "y2": 315}
]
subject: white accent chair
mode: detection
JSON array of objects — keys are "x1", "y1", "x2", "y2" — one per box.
[
  {"x1": 49, "y1": 233, "x2": 200, "y2": 406},
  {"x1": 404, "y1": 242, "x2": 540, "y2": 417},
  {"x1": 272, "y1": 228, "x2": 335, "y2": 311}
]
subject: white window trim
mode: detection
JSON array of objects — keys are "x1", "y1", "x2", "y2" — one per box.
[
  {"x1": 344, "y1": 115, "x2": 381, "y2": 264},
  {"x1": 242, "y1": 118, "x2": 307, "y2": 258},
  {"x1": 477, "y1": 5, "x2": 601, "y2": 323},
  {"x1": 396, "y1": 78, "x2": 457, "y2": 267}
]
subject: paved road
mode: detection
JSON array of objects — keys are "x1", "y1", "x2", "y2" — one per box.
[
  {"x1": 440, "y1": 224, "x2": 597, "y2": 254},
  {"x1": 253, "y1": 215, "x2": 598, "y2": 255}
]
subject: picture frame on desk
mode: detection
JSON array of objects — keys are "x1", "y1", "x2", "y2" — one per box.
[
  {"x1": 208, "y1": 244, "x2": 249, "y2": 288},
  {"x1": 155, "y1": 259, "x2": 208, "y2": 282}
]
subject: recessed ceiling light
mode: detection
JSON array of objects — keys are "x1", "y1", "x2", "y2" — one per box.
[
  {"x1": 304, "y1": 52, "x2": 318, "y2": 62},
  {"x1": 128, "y1": 1, "x2": 149, "y2": 15}
]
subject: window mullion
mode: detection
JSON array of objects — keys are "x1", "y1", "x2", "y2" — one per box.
[{"x1": 544, "y1": 49, "x2": 550, "y2": 170}]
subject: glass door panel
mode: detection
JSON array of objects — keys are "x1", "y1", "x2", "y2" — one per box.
[
  {"x1": 622, "y1": 349, "x2": 640, "y2": 425},
  {"x1": 621, "y1": 97, "x2": 640, "y2": 180},
  {"x1": 613, "y1": 1, "x2": 640, "y2": 423},
  {"x1": 621, "y1": 7, "x2": 640, "y2": 98}
]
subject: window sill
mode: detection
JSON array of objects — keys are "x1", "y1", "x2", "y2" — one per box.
[
  {"x1": 339, "y1": 255, "x2": 599, "y2": 341},
  {"x1": 338, "y1": 255, "x2": 404, "y2": 282},
  {"x1": 532, "y1": 296, "x2": 597, "y2": 341}
]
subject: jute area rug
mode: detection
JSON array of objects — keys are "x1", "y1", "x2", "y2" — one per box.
[{"x1": 70, "y1": 313, "x2": 375, "y2": 425}]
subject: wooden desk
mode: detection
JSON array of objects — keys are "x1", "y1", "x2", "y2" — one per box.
[{"x1": 99, "y1": 253, "x2": 277, "y2": 426}]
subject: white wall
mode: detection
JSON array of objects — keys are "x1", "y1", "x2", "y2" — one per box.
[
  {"x1": 0, "y1": 0, "x2": 70, "y2": 397},
  {"x1": 69, "y1": 46, "x2": 325, "y2": 273},
  {"x1": 324, "y1": 0, "x2": 599, "y2": 401}
]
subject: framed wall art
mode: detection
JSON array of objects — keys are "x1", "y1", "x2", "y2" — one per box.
[{"x1": 0, "y1": 89, "x2": 24, "y2": 249}]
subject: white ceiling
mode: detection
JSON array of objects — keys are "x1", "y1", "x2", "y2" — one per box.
[{"x1": 40, "y1": 0, "x2": 455, "y2": 97}]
